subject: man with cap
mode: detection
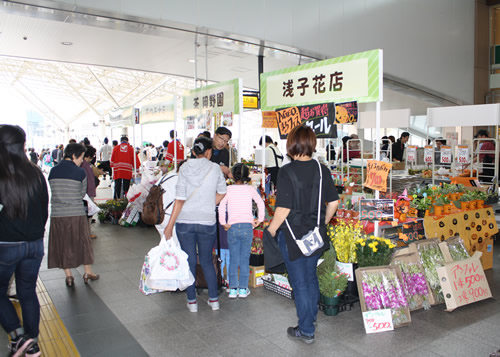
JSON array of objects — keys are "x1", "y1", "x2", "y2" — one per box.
[{"x1": 211, "y1": 127, "x2": 232, "y2": 177}]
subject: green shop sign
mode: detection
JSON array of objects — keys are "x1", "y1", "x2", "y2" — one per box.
[
  {"x1": 183, "y1": 78, "x2": 242, "y2": 117},
  {"x1": 260, "y1": 49, "x2": 382, "y2": 111}
]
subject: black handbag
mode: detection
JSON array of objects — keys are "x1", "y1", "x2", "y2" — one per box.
[{"x1": 263, "y1": 227, "x2": 286, "y2": 273}]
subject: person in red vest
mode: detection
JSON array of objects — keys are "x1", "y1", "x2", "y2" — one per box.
[
  {"x1": 110, "y1": 136, "x2": 140, "y2": 199},
  {"x1": 165, "y1": 130, "x2": 185, "y2": 167}
]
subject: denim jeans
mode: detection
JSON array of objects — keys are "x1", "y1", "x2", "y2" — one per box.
[
  {"x1": 176, "y1": 223, "x2": 218, "y2": 301},
  {"x1": 227, "y1": 223, "x2": 253, "y2": 289},
  {"x1": 0, "y1": 239, "x2": 44, "y2": 338},
  {"x1": 278, "y1": 231, "x2": 320, "y2": 336}
]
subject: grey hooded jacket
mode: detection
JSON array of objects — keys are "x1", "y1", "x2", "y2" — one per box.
[{"x1": 176, "y1": 158, "x2": 227, "y2": 225}]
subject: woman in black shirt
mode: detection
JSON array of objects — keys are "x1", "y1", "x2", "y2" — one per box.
[
  {"x1": 267, "y1": 125, "x2": 339, "y2": 344},
  {"x1": 0, "y1": 125, "x2": 48, "y2": 356}
]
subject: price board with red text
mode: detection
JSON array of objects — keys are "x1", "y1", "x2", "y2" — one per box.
[
  {"x1": 457, "y1": 145, "x2": 469, "y2": 164},
  {"x1": 359, "y1": 199, "x2": 394, "y2": 221},
  {"x1": 440, "y1": 145, "x2": 452, "y2": 164},
  {"x1": 424, "y1": 146, "x2": 433, "y2": 164},
  {"x1": 406, "y1": 145, "x2": 417, "y2": 163}
]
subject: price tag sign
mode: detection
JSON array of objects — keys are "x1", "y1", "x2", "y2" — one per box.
[
  {"x1": 424, "y1": 146, "x2": 433, "y2": 164},
  {"x1": 364, "y1": 160, "x2": 392, "y2": 192},
  {"x1": 457, "y1": 145, "x2": 469, "y2": 164},
  {"x1": 440, "y1": 146, "x2": 452, "y2": 164},
  {"x1": 399, "y1": 219, "x2": 425, "y2": 243},
  {"x1": 359, "y1": 199, "x2": 394, "y2": 221},
  {"x1": 362, "y1": 309, "x2": 394, "y2": 334},
  {"x1": 336, "y1": 261, "x2": 354, "y2": 282},
  {"x1": 407, "y1": 145, "x2": 417, "y2": 163}
]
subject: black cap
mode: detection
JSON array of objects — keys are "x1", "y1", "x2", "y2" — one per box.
[{"x1": 215, "y1": 126, "x2": 232, "y2": 139}]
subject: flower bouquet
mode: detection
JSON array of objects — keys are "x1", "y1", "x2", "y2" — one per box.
[
  {"x1": 97, "y1": 198, "x2": 129, "y2": 224},
  {"x1": 414, "y1": 240, "x2": 445, "y2": 304},
  {"x1": 391, "y1": 254, "x2": 431, "y2": 311},
  {"x1": 328, "y1": 220, "x2": 364, "y2": 263},
  {"x1": 444, "y1": 236, "x2": 470, "y2": 261},
  {"x1": 355, "y1": 236, "x2": 395, "y2": 267},
  {"x1": 358, "y1": 267, "x2": 411, "y2": 328}
]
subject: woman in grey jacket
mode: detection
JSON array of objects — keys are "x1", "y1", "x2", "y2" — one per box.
[{"x1": 164, "y1": 137, "x2": 226, "y2": 312}]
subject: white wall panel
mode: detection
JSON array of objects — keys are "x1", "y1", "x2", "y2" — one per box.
[{"x1": 47, "y1": 0, "x2": 475, "y2": 103}]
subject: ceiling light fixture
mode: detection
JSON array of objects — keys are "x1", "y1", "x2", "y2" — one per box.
[
  {"x1": 188, "y1": 59, "x2": 195, "y2": 63},
  {"x1": 61, "y1": 41, "x2": 73, "y2": 46}
]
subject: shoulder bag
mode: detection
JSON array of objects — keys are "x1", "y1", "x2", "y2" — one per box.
[{"x1": 284, "y1": 159, "x2": 324, "y2": 256}]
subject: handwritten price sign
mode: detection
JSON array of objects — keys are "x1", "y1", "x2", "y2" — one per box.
[
  {"x1": 275, "y1": 106, "x2": 301, "y2": 137},
  {"x1": 424, "y1": 145, "x2": 433, "y2": 164},
  {"x1": 261, "y1": 111, "x2": 278, "y2": 128},
  {"x1": 457, "y1": 145, "x2": 469, "y2": 164},
  {"x1": 440, "y1": 145, "x2": 452, "y2": 164},
  {"x1": 437, "y1": 252, "x2": 492, "y2": 311},
  {"x1": 362, "y1": 309, "x2": 394, "y2": 334},
  {"x1": 364, "y1": 160, "x2": 392, "y2": 192},
  {"x1": 359, "y1": 199, "x2": 394, "y2": 221},
  {"x1": 407, "y1": 145, "x2": 417, "y2": 163}
]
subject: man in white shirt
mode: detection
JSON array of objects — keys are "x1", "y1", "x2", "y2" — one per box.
[
  {"x1": 98, "y1": 137, "x2": 113, "y2": 180},
  {"x1": 259, "y1": 135, "x2": 283, "y2": 187}
]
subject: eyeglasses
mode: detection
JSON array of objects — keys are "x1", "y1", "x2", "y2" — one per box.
[{"x1": 217, "y1": 134, "x2": 230, "y2": 144}]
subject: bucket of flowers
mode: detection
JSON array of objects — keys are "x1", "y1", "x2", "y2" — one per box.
[{"x1": 355, "y1": 236, "x2": 396, "y2": 268}]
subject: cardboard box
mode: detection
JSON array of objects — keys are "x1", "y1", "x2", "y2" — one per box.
[
  {"x1": 355, "y1": 265, "x2": 411, "y2": 329},
  {"x1": 436, "y1": 247, "x2": 492, "y2": 312},
  {"x1": 248, "y1": 265, "x2": 265, "y2": 288}
]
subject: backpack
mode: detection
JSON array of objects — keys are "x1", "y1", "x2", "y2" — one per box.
[{"x1": 142, "y1": 175, "x2": 175, "y2": 225}]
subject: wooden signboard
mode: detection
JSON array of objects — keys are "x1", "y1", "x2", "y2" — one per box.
[{"x1": 364, "y1": 160, "x2": 392, "y2": 192}]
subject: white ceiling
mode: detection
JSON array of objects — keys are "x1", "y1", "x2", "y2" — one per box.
[{"x1": 0, "y1": 1, "x2": 460, "y2": 130}]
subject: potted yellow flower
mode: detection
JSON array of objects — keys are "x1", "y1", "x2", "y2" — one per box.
[{"x1": 355, "y1": 236, "x2": 396, "y2": 267}]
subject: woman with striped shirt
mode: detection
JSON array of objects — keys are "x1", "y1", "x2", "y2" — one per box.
[
  {"x1": 218, "y1": 163, "x2": 264, "y2": 299},
  {"x1": 47, "y1": 144, "x2": 99, "y2": 287}
]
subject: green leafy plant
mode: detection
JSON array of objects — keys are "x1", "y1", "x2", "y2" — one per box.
[
  {"x1": 411, "y1": 197, "x2": 432, "y2": 211},
  {"x1": 319, "y1": 270, "x2": 349, "y2": 298},
  {"x1": 434, "y1": 196, "x2": 450, "y2": 206},
  {"x1": 459, "y1": 192, "x2": 473, "y2": 202}
]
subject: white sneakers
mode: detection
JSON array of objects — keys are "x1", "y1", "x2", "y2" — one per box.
[
  {"x1": 207, "y1": 300, "x2": 220, "y2": 310},
  {"x1": 238, "y1": 288, "x2": 250, "y2": 298},
  {"x1": 187, "y1": 302, "x2": 198, "y2": 312}
]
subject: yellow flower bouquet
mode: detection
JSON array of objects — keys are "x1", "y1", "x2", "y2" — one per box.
[
  {"x1": 355, "y1": 236, "x2": 396, "y2": 267},
  {"x1": 328, "y1": 220, "x2": 364, "y2": 263}
]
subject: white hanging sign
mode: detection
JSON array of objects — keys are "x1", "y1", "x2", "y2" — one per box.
[
  {"x1": 424, "y1": 146, "x2": 433, "y2": 164},
  {"x1": 363, "y1": 309, "x2": 394, "y2": 334},
  {"x1": 407, "y1": 145, "x2": 417, "y2": 163},
  {"x1": 440, "y1": 146, "x2": 452, "y2": 164},
  {"x1": 457, "y1": 145, "x2": 469, "y2": 164}
]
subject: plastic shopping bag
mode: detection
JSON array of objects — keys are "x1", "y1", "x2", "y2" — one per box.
[
  {"x1": 147, "y1": 229, "x2": 194, "y2": 291},
  {"x1": 139, "y1": 254, "x2": 163, "y2": 295},
  {"x1": 83, "y1": 194, "x2": 100, "y2": 216}
]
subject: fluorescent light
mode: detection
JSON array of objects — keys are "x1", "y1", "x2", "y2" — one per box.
[
  {"x1": 61, "y1": 41, "x2": 73, "y2": 46},
  {"x1": 188, "y1": 59, "x2": 195, "y2": 63}
]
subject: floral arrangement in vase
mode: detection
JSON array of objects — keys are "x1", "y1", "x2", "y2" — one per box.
[
  {"x1": 355, "y1": 236, "x2": 396, "y2": 267},
  {"x1": 360, "y1": 269, "x2": 411, "y2": 328}
]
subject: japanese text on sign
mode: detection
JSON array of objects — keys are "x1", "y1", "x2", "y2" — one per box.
[
  {"x1": 282, "y1": 72, "x2": 343, "y2": 98},
  {"x1": 362, "y1": 309, "x2": 394, "y2": 334},
  {"x1": 364, "y1": 160, "x2": 392, "y2": 192},
  {"x1": 424, "y1": 146, "x2": 433, "y2": 164},
  {"x1": 359, "y1": 199, "x2": 394, "y2": 222},
  {"x1": 437, "y1": 252, "x2": 492, "y2": 311},
  {"x1": 399, "y1": 220, "x2": 425, "y2": 243},
  {"x1": 194, "y1": 92, "x2": 224, "y2": 109},
  {"x1": 262, "y1": 111, "x2": 278, "y2": 128},
  {"x1": 440, "y1": 146, "x2": 452, "y2": 164},
  {"x1": 275, "y1": 106, "x2": 301, "y2": 136},
  {"x1": 457, "y1": 145, "x2": 469, "y2": 164},
  {"x1": 407, "y1": 146, "x2": 417, "y2": 163}
]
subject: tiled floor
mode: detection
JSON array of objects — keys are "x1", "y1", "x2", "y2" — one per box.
[{"x1": 2, "y1": 180, "x2": 500, "y2": 356}]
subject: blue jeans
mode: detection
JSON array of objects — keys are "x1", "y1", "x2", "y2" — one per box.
[
  {"x1": 227, "y1": 223, "x2": 253, "y2": 289},
  {"x1": 0, "y1": 239, "x2": 44, "y2": 338},
  {"x1": 176, "y1": 223, "x2": 218, "y2": 301},
  {"x1": 278, "y1": 231, "x2": 320, "y2": 336}
]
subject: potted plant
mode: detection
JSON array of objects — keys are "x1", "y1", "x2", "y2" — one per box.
[
  {"x1": 318, "y1": 270, "x2": 349, "y2": 316},
  {"x1": 433, "y1": 196, "x2": 450, "y2": 215},
  {"x1": 355, "y1": 236, "x2": 396, "y2": 268},
  {"x1": 411, "y1": 197, "x2": 432, "y2": 218},
  {"x1": 459, "y1": 192, "x2": 472, "y2": 210},
  {"x1": 475, "y1": 191, "x2": 487, "y2": 208}
]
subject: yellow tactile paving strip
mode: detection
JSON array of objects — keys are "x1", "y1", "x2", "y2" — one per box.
[{"x1": 12, "y1": 279, "x2": 80, "y2": 357}]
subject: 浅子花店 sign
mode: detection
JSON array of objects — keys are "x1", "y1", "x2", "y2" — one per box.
[
  {"x1": 260, "y1": 49, "x2": 382, "y2": 111},
  {"x1": 183, "y1": 79, "x2": 242, "y2": 118}
]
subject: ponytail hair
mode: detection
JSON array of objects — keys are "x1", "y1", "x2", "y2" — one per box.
[
  {"x1": 0, "y1": 125, "x2": 44, "y2": 219},
  {"x1": 192, "y1": 137, "x2": 212, "y2": 157},
  {"x1": 231, "y1": 163, "x2": 251, "y2": 183}
]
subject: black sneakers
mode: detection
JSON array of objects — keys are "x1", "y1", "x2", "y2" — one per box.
[
  {"x1": 25, "y1": 342, "x2": 41, "y2": 357},
  {"x1": 8, "y1": 334, "x2": 34, "y2": 357},
  {"x1": 287, "y1": 326, "x2": 315, "y2": 344}
]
